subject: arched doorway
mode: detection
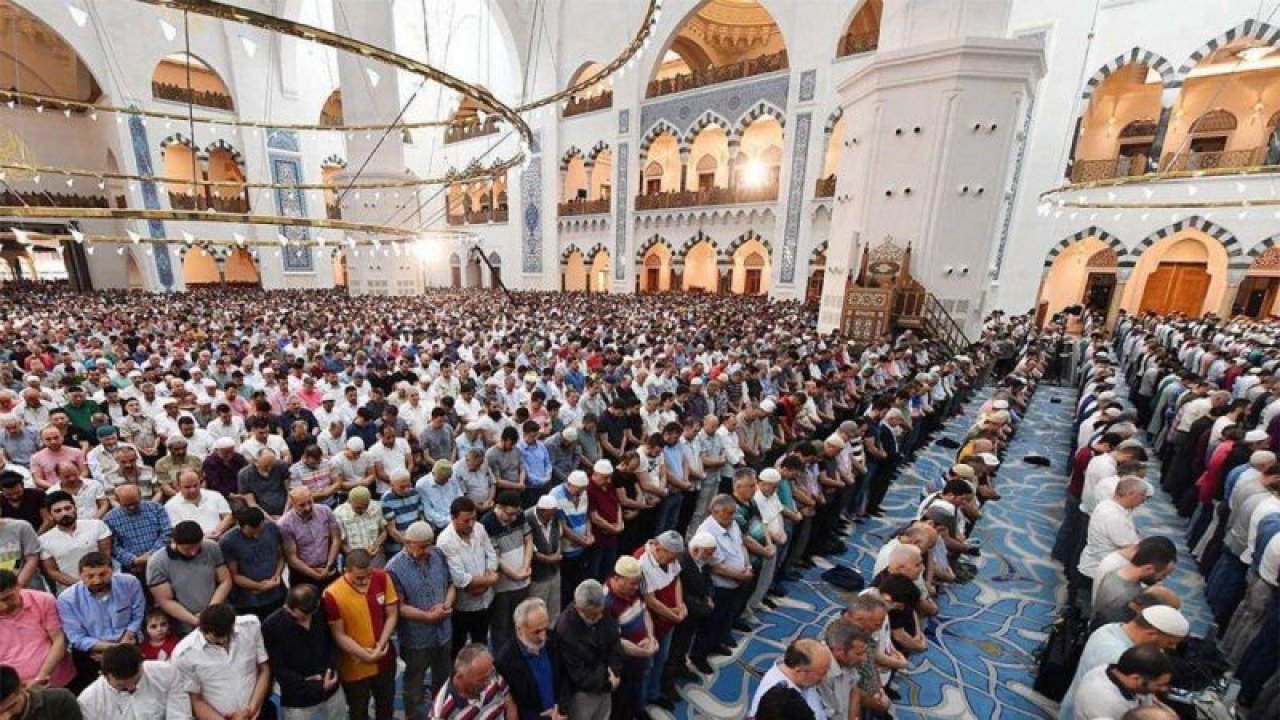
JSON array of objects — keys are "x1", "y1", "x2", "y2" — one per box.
[
  {"x1": 564, "y1": 251, "x2": 586, "y2": 291},
  {"x1": 806, "y1": 251, "x2": 826, "y2": 304},
  {"x1": 183, "y1": 247, "x2": 220, "y2": 286},
  {"x1": 466, "y1": 253, "x2": 483, "y2": 288},
  {"x1": 682, "y1": 241, "x2": 718, "y2": 292},
  {"x1": 224, "y1": 248, "x2": 261, "y2": 286},
  {"x1": 588, "y1": 249, "x2": 611, "y2": 293},
  {"x1": 1070, "y1": 63, "x2": 1163, "y2": 180},
  {"x1": 449, "y1": 252, "x2": 462, "y2": 288},
  {"x1": 334, "y1": 251, "x2": 348, "y2": 288},
  {"x1": 1234, "y1": 246, "x2": 1280, "y2": 318},
  {"x1": 125, "y1": 253, "x2": 145, "y2": 290},
  {"x1": 488, "y1": 252, "x2": 502, "y2": 288},
  {"x1": 1121, "y1": 231, "x2": 1230, "y2": 317},
  {"x1": 1038, "y1": 234, "x2": 1122, "y2": 319},
  {"x1": 732, "y1": 239, "x2": 772, "y2": 295},
  {"x1": 640, "y1": 244, "x2": 672, "y2": 293}
]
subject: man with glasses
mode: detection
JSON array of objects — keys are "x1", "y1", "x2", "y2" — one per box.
[
  {"x1": 77, "y1": 643, "x2": 191, "y2": 719},
  {"x1": 171, "y1": 603, "x2": 274, "y2": 720},
  {"x1": 263, "y1": 585, "x2": 346, "y2": 720},
  {"x1": 386, "y1": 521, "x2": 455, "y2": 720},
  {"x1": 747, "y1": 637, "x2": 833, "y2": 720}
]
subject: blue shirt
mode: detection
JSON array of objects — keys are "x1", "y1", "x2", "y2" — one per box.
[
  {"x1": 516, "y1": 439, "x2": 552, "y2": 488},
  {"x1": 104, "y1": 502, "x2": 172, "y2": 567},
  {"x1": 1254, "y1": 513, "x2": 1280, "y2": 573},
  {"x1": 1224, "y1": 465, "x2": 1252, "y2": 507},
  {"x1": 381, "y1": 490, "x2": 425, "y2": 554},
  {"x1": 56, "y1": 574, "x2": 146, "y2": 652},
  {"x1": 385, "y1": 547, "x2": 452, "y2": 649},
  {"x1": 522, "y1": 642, "x2": 555, "y2": 712},
  {"x1": 662, "y1": 444, "x2": 684, "y2": 480},
  {"x1": 416, "y1": 477, "x2": 461, "y2": 530}
]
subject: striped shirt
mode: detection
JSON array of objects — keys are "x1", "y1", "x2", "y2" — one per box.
[
  {"x1": 548, "y1": 483, "x2": 588, "y2": 557},
  {"x1": 430, "y1": 676, "x2": 511, "y2": 720},
  {"x1": 380, "y1": 489, "x2": 424, "y2": 554}
]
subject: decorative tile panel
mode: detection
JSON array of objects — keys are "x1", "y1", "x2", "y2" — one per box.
[
  {"x1": 614, "y1": 142, "x2": 629, "y2": 280},
  {"x1": 618, "y1": 109, "x2": 630, "y2": 135},
  {"x1": 779, "y1": 112, "x2": 811, "y2": 284},
  {"x1": 639, "y1": 73, "x2": 789, "y2": 141},
  {"x1": 521, "y1": 159, "x2": 543, "y2": 274},
  {"x1": 798, "y1": 70, "x2": 817, "y2": 102},
  {"x1": 127, "y1": 110, "x2": 173, "y2": 289},
  {"x1": 267, "y1": 130, "x2": 313, "y2": 273}
]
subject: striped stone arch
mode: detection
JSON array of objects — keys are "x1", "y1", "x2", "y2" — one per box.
[
  {"x1": 159, "y1": 133, "x2": 195, "y2": 150},
  {"x1": 732, "y1": 100, "x2": 787, "y2": 141},
  {"x1": 1177, "y1": 19, "x2": 1280, "y2": 78},
  {"x1": 584, "y1": 242, "x2": 610, "y2": 263},
  {"x1": 823, "y1": 108, "x2": 843, "y2": 135},
  {"x1": 1130, "y1": 216, "x2": 1246, "y2": 270},
  {"x1": 810, "y1": 239, "x2": 829, "y2": 262},
  {"x1": 1081, "y1": 48, "x2": 1176, "y2": 99},
  {"x1": 674, "y1": 230, "x2": 722, "y2": 263},
  {"x1": 560, "y1": 244, "x2": 584, "y2": 264},
  {"x1": 1247, "y1": 234, "x2": 1280, "y2": 260},
  {"x1": 635, "y1": 234, "x2": 673, "y2": 263},
  {"x1": 586, "y1": 141, "x2": 610, "y2": 167},
  {"x1": 1042, "y1": 226, "x2": 1126, "y2": 269},
  {"x1": 321, "y1": 154, "x2": 347, "y2": 169},
  {"x1": 685, "y1": 110, "x2": 734, "y2": 150},
  {"x1": 204, "y1": 139, "x2": 244, "y2": 166},
  {"x1": 559, "y1": 146, "x2": 584, "y2": 171},
  {"x1": 726, "y1": 230, "x2": 773, "y2": 257},
  {"x1": 639, "y1": 120, "x2": 684, "y2": 161}
]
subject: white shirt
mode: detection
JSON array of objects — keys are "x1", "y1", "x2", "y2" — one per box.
[
  {"x1": 178, "y1": 429, "x2": 216, "y2": 460},
  {"x1": 1071, "y1": 664, "x2": 1150, "y2": 719},
  {"x1": 48, "y1": 480, "x2": 107, "y2": 518},
  {"x1": 165, "y1": 492, "x2": 231, "y2": 533},
  {"x1": 748, "y1": 663, "x2": 827, "y2": 720},
  {"x1": 367, "y1": 438, "x2": 412, "y2": 481},
  {"x1": 1080, "y1": 454, "x2": 1118, "y2": 514},
  {"x1": 1091, "y1": 551, "x2": 1132, "y2": 605},
  {"x1": 1243, "y1": 496, "x2": 1280, "y2": 564},
  {"x1": 239, "y1": 435, "x2": 290, "y2": 464},
  {"x1": 1259, "y1": 531, "x2": 1280, "y2": 586},
  {"x1": 77, "y1": 659, "x2": 193, "y2": 720},
  {"x1": 205, "y1": 417, "x2": 244, "y2": 443},
  {"x1": 1078, "y1": 499, "x2": 1138, "y2": 578},
  {"x1": 39, "y1": 519, "x2": 111, "y2": 591},
  {"x1": 171, "y1": 614, "x2": 268, "y2": 716}
]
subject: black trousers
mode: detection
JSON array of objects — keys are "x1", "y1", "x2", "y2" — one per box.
[
  {"x1": 341, "y1": 663, "x2": 395, "y2": 720},
  {"x1": 451, "y1": 607, "x2": 491, "y2": 658}
]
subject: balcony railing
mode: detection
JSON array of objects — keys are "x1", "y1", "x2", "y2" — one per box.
[
  {"x1": 564, "y1": 91, "x2": 613, "y2": 117},
  {"x1": 815, "y1": 175, "x2": 837, "y2": 198},
  {"x1": 1069, "y1": 155, "x2": 1150, "y2": 183},
  {"x1": 0, "y1": 191, "x2": 110, "y2": 208},
  {"x1": 837, "y1": 32, "x2": 879, "y2": 57},
  {"x1": 114, "y1": 195, "x2": 128, "y2": 209},
  {"x1": 558, "y1": 198, "x2": 610, "y2": 216},
  {"x1": 326, "y1": 202, "x2": 342, "y2": 220},
  {"x1": 446, "y1": 207, "x2": 510, "y2": 225},
  {"x1": 646, "y1": 50, "x2": 788, "y2": 99},
  {"x1": 167, "y1": 189, "x2": 250, "y2": 214},
  {"x1": 151, "y1": 82, "x2": 234, "y2": 111},
  {"x1": 1160, "y1": 148, "x2": 1267, "y2": 172},
  {"x1": 634, "y1": 184, "x2": 779, "y2": 211},
  {"x1": 444, "y1": 117, "x2": 501, "y2": 145}
]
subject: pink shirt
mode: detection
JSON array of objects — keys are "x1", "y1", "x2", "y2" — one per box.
[
  {"x1": 29, "y1": 446, "x2": 86, "y2": 485},
  {"x1": 0, "y1": 590, "x2": 75, "y2": 687}
]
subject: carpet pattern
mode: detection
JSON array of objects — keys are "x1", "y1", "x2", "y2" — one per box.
[{"x1": 655, "y1": 382, "x2": 1212, "y2": 720}]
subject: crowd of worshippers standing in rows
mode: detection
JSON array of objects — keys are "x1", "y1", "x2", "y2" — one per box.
[
  {"x1": 0, "y1": 283, "x2": 1039, "y2": 720},
  {"x1": 1050, "y1": 309, "x2": 1280, "y2": 719}
]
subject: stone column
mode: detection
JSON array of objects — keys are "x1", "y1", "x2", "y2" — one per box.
[
  {"x1": 678, "y1": 149, "x2": 690, "y2": 193},
  {"x1": 1219, "y1": 268, "x2": 1247, "y2": 319},
  {"x1": 1105, "y1": 269, "x2": 1129, "y2": 329},
  {"x1": 727, "y1": 142, "x2": 741, "y2": 193}
]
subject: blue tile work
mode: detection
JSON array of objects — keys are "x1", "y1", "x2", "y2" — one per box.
[
  {"x1": 614, "y1": 142, "x2": 629, "y2": 280},
  {"x1": 126, "y1": 110, "x2": 173, "y2": 289},
  {"x1": 521, "y1": 138, "x2": 544, "y2": 274},
  {"x1": 779, "y1": 112, "x2": 811, "y2": 285}
]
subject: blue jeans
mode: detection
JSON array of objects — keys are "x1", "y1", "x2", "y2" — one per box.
[
  {"x1": 654, "y1": 494, "x2": 682, "y2": 535},
  {"x1": 642, "y1": 631, "x2": 673, "y2": 701}
]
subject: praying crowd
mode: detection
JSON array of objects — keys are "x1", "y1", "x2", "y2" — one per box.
[
  {"x1": 1050, "y1": 309, "x2": 1280, "y2": 719},
  {"x1": 0, "y1": 284, "x2": 1038, "y2": 720}
]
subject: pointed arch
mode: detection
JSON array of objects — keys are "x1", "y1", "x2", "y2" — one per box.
[
  {"x1": 1130, "y1": 216, "x2": 1245, "y2": 268},
  {"x1": 560, "y1": 244, "x2": 584, "y2": 264},
  {"x1": 685, "y1": 110, "x2": 734, "y2": 145},
  {"x1": 733, "y1": 100, "x2": 787, "y2": 141},
  {"x1": 676, "y1": 230, "x2": 720, "y2": 262},
  {"x1": 726, "y1": 229, "x2": 773, "y2": 257},
  {"x1": 151, "y1": 52, "x2": 235, "y2": 111},
  {"x1": 560, "y1": 146, "x2": 584, "y2": 171},
  {"x1": 639, "y1": 119, "x2": 685, "y2": 160},
  {"x1": 1081, "y1": 47, "x2": 1176, "y2": 99},
  {"x1": 1042, "y1": 226, "x2": 1128, "y2": 269},
  {"x1": 824, "y1": 107, "x2": 844, "y2": 136},
  {"x1": 203, "y1": 139, "x2": 244, "y2": 166},
  {"x1": 1177, "y1": 19, "x2": 1280, "y2": 78},
  {"x1": 586, "y1": 141, "x2": 611, "y2": 166},
  {"x1": 635, "y1": 235, "x2": 674, "y2": 263}
]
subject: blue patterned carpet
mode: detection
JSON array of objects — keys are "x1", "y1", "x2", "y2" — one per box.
[{"x1": 654, "y1": 381, "x2": 1212, "y2": 720}]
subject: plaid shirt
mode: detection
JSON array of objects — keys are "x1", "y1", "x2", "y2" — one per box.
[
  {"x1": 104, "y1": 501, "x2": 172, "y2": 566},
  {"x1": 333, "y1": 501, "x2": 384, "y2": 551}
]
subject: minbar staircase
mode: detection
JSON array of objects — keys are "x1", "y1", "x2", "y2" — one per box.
[{"x1": 839, "y1": 238, "x2": 972, "y2": 355}]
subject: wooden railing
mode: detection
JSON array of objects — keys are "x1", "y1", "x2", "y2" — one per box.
[
  {"x1": 634, "y1": 183, "x2": 779, "y2": 211},
  {"x1": 0, "y1": 191, "x2": 109, "y2": 208},
  {"x1": 893, "y1": 289, "x2": 971, "y2": 356},
  {"x1": 815, "y1": 175, "x2": 836, "y2": 198},
  {"x1": 564, "y1": 91, "x2": 613, "y2": 117},
  {"x1": 326, "y1": 202, "x2": 342, "y2": 220},
  {"x1": 151, "y1": 82, "x2": 234, "y2": 111},
  {"x1": 558, "y1": 198, "x2": 610, "y2": 216},
  {"x1": 646, "y1": 50, "x2": 788, "y2": 99},
  {"x1": 1160, "y1": 148, "x2": 1266, "y2": 172},
  {"x1": 114, "y1": 195, "x2": 128, "y2": 209},
  {"x1": 444, "y1": 117, "x2": 501, "y2": 144},
  {"x1": 167, "y1": 189, "x2": 250, "y2": 214},
  {"x1": 446, "y1": 208, "x2": 510, "y2": 225},
  {"x1": 837, "y1": 32, "x2": 879, "y2": 57}
]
